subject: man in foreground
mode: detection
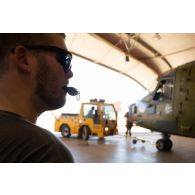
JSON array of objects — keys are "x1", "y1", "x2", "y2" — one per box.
[{"x1": 0, "y1": 33, "x2": 74, "y2": 162}]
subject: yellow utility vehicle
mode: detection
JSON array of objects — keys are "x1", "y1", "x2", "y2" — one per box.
[{"x1": 55, "y1": 99, "x2": 118, "y2": 140}]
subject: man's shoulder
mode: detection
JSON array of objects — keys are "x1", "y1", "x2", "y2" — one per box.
[{"x1": 0, "y1": 111, "x2": 74, "y2": 162}]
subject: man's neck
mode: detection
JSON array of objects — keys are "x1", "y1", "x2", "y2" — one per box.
[{"x1": 0, "y1": 97, "x2": 38, "y2": 123}]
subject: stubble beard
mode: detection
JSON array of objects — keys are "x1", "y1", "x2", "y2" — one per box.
[{"x1": 35, "y1": 59, "x2": 66, "y2": 111}]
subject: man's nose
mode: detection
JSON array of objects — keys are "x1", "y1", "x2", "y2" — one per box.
[{"x1": 65, "y1": 69, "x2": 73, "y2": 79}]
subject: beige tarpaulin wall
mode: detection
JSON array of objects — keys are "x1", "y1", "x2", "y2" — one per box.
[{"x1": 66, "y1": 33, "x2": 195, "y2": 91}]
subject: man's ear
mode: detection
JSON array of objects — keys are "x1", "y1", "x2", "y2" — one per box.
[{"x1": 14, "y1": 46, "x2": 31, "y2": 73}]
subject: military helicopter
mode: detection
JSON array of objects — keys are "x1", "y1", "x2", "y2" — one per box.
[{"x1": 129, "y1": 60, "x2": 195, "y2": 151}]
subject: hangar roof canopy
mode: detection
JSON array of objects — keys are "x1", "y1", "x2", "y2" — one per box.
[{"x1": 66, "y1": 33, "x2": 195, "y2": 91}]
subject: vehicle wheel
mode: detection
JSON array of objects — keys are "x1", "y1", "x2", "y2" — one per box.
[
  {"x1": 156, "y1": 139, "x2": 166, "y2": 151},
  {"x1": 165, "y1": 139, "x2": 173, "y2": 151},
  {"x1": 60, "y1": 124, "x2": 71, "y2": 138},
  {"x1": 82, "y1": 126, "x2": 89, "y2": 140},
  {"x1": 156, "y1": 139, "x2": 172, "y2": 151},
  {"x1": 132, "y1": 139, "x2": 137, "y2": 144},
  {"x1": 77, "y1": 129, "x2": 82, "y2": 139}
]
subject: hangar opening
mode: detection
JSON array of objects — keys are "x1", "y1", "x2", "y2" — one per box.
[{"x1": 37, "y1": 33, "x2": 195, "y2": 162}]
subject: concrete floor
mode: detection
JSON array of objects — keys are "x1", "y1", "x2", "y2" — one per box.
[{"x1": 59, "y1": 132, "x2": 195, "y2": 163}]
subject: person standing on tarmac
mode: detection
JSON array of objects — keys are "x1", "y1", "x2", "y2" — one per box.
[
  {"x1": 0, "y1": 33, "x2": 74, "y2": 162},
  {"x1": 124, "y1": 112, "x2": 133, "y2": 136}
]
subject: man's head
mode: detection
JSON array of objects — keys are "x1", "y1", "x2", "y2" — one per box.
[
  {"x1": 0, "y1": 33, "x2": 73, "y2": 119},
  {"x1": 0, "y1": 34, "x2": 64, "y2": 73}
]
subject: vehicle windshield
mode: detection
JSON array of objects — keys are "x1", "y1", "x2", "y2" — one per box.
[{"x1": 102, "y1": 105, "x2": 116, "y2": 120}]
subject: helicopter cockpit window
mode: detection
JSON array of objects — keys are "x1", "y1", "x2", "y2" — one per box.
[
  {"x1": 129, "y1": 104, "x2": 137, "y2": 114},
  {"x1": 153, "y1": 79, "x2": 174, "y2": 101}
]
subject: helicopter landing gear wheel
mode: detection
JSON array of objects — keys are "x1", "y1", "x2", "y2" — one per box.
[{"x1": 156, "y1": 138, "x2": 173, "y2": 151}]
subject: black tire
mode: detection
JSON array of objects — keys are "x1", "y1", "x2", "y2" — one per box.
[
  {"x1": 82, "y1": 126, "x2": 90, "y2": 140},
  {"x1": 132, "y1": 139, "x2": 137, "y2": 144},
  {"x1": 77, "y1": 128, "x2": 82, "y2": 139},
  {"x1": 156, "y1": 139, "x2": 166, "y2": 151},
  {"x1": 60, "y1": 124, "x2": 71, "y2": 138},
  {"x1": 156, "y1": 139, "x2": 172, "y2": 151},
  {"x1": 165, "y1": 139, "x2": 173, "y2": 151}
]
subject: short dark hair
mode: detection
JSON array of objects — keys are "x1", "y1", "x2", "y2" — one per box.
[{"x1": 0, "y1": 33, "x2": 65, "y2": 74}]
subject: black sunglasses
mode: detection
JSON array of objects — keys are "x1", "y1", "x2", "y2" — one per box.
[{"x1": 12, "y1": 45, "x2": 72, "y2": 73}]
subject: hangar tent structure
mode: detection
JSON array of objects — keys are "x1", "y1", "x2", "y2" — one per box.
[{"x1": 65, "y1": 33, "x2": 195, "y2": 92}]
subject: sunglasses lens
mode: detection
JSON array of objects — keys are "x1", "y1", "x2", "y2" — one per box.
[
  {"x1": 23, "y1": 45, "x2": 73, "y2": 72},
  {"x1": 57, "y1": 53, "x2": 72, "y2": 72}
]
